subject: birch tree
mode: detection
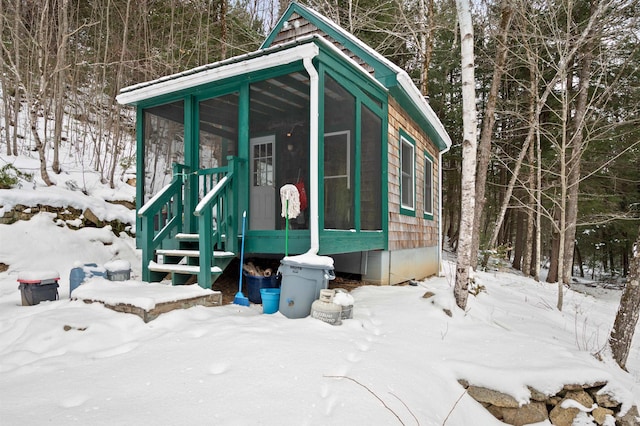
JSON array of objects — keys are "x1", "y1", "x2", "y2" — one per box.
[{"x1": 453, "y1": 0, "x2": 478, "y2": 310}]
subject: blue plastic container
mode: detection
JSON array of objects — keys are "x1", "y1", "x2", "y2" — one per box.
[
  {"x1": 244, "y1": 273, "x2": 279, "y2": 304},
  {"x1": 69, "y1": 263, "x2": 106, "y2": 297},
  {"x1": 261, "y1": 288, "x2": 281, "y2": 314}
]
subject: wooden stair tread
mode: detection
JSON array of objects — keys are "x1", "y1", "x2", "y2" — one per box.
[
  {"x1": 156, "y1": 249, "x2": 235, "y2": 258},
  {"x1": 148, "y1": 261, "x2": 222, "y2": 274},
  {"x1": 175, "y1": 233, "x2": 199, "y2": 241}
]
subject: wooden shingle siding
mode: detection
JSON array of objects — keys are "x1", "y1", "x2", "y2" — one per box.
[
  {"x1": 387, "y1": 98, "x2": 439, "y2": 251},
  {"x1": 272, "y1": 13, "x2": 376, "y2": 75}
]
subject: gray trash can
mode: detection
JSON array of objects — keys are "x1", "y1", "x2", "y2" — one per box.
[
  {"x1": 278, "y1": 256, "x2": 335, "y2": 319},
  {"x1": 104, "y1": 260, "x2": 131, "y2": 281}
]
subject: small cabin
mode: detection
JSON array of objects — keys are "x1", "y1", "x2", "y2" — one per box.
[{"x1": 117, "y1": 2, "x2": 451, "y2": 289}]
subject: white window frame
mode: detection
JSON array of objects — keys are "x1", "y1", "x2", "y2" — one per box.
[
  {"x1": 324, "y1": 130, "x2": 351, "y2": 189},
  {"x1": 400, "y1": 134, "x2": 415, "y2": 212},
  {"x1": 424, "y1": 154, "x2": 434, "y2": 217}
]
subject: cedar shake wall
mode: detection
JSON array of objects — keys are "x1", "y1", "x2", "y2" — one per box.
[
  {"x1": 387, "y1": 98, "x2": 439, "y2": 251},
  {"x1": 271, "y1": 13, "x2": 375, "y2": 75}
]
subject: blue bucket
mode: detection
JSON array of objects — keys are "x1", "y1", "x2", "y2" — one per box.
[
  {"x1": 245, "y1": 273, "x2": 278, "y2": 304},
  {"x1": 261, "y1": 288, "x2": 281, "y2": 314}
]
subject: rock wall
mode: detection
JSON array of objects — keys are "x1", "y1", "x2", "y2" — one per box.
[
  {"x1": 0, "y1": 204, "x2": 134, "y2": 236},
  {"x1": 459, "y1": 380, "x2": 639, "y2": 426}
]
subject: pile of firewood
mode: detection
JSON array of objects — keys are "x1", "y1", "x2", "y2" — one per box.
[{"x1": 243, "y1": 262, "x2": 273, "y2": 277}]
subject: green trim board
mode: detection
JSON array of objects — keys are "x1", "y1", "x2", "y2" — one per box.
[
  {"x1": 319, "y1": 231, "x2": 385, "y2": 255},
  {"x1": 135, "y1": 104, "x2": 145, "y2": 248},
  {"x1": 245, "y1": 230, "x2": 310, "y2": 255},
  {"x1": 318, "y1": 61, "x2": 386, "y2": 238}
]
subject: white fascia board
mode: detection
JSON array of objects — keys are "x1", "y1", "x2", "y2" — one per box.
[
  {"x1": 396, "y1": 71, "x2": 452, "y2": 149},
  {"x1": 117, "y1": 43, "x2": 320, "y2": 105},
  {"x1": 297, "y1": 7, "x2": 451, "y2": 149},
  {"x1": 311, "y1": 36, "x2": 387, "y2": 93}
]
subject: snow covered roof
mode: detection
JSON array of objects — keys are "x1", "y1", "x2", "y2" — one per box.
[
  {"x1": 263, "y1": 2, "x2": 451, "y2": 151},
  {"x1": 116, "y1": 40, "x2": 320, "y2": 105},
  {"x1": 117, "y1": 2, "x2": 451, "y2": 151}
]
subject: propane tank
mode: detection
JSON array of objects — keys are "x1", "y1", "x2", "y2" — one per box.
[{"x1": 310, "y1": 289, "x2": 342, "y2": 325}]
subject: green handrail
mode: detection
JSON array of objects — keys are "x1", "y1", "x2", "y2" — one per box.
[
  {"x1": 138, "y1": 159, "x2": 242, "y2": 288},
  {"x1": 138, "y1": 164, "x2": 187, "y2": 282},
  {"x1": 194, "y1": 161, "x2": 238, "y2": 289}
]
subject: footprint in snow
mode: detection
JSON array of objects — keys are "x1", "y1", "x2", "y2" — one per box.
[
  {"x1": 208, "y1": 363, "x2": 229, "y2": 375},
  {"x1": 60, "y1": 395, "x2": 88, "y2": 408}
]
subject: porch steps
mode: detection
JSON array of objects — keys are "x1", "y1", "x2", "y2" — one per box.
[
  {"x1": 148, "y1": 261, "x2": 223, "y2": 275},
  {"x1": 176, "y1": 233, "x2": 199, "y2": 241},
  {"x1": 156, "y1": 249, "x2": 235, "y2": 258},
  {"x1": 151, "y1": 245, "x2": 235, "y2": 287}
]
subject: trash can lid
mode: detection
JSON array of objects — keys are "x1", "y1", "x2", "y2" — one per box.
[
  {"x1": 104, "y1": 260, "x2": 131, "y2": 272},
  {"x1": 17, "y1": 270, "x2": 60, "y2": 283},
  {"x1": 280, "y1": 253, "x2": 334, "y2": 270}
]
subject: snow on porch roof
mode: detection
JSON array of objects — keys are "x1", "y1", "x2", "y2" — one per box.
[
  {"x1": 116, "y1": 39, "x2": 321, "y2": 105},
  {"x1": 117, "y1": 19, "x2": 451, "y2": 151}
]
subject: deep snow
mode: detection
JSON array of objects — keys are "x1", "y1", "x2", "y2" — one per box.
[
  {"x1": 0, "y1": 194, "x2": 639, "y2": 424},
  {"x1": 0, "y1": 126, "x2": 638, "y2": 425}
]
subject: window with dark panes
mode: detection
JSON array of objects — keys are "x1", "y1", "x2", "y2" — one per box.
[
  {"x1": 400, "y1": 134, "x2": 415, "y2": 211},
  {"x1": 424, "y1": 154, "x2": 433, "y2": 217}
]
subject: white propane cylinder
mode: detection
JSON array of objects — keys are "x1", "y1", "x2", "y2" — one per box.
[{"x1": 310, "y1": 289, "x2": 342, "y2": 325}]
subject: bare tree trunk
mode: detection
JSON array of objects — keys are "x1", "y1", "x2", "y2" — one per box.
[
  {"x1": 30, "y1": 103, "x2": 53, "y2": 186},
  {"x1": 609, "y1": 227, "x2": 640, "y2": 370},
  {"x1": 1, "y1": 77, "x2": 11, "y2": 156},
  {"x1": 0, "y1": 0, "x2": 12, "y2": 156},
  {"x1": 512, "y1": 209, "x2": 524, "y2": 270},
  {"x1": 108, "y1": 0, "x2": 132, "y2": 188},
  {"x1": 31, "y1": 1, "x2": 54, "y2": 186},
  {"x1": 575, "y1": 243, "x2": 584, "y2": 278},
  {"x1": 556, "y1": 83, "x2": 568, "y2": 311},
  {"x1": 562, "y1": 32, "x2": 595, "y2": 284},
  {"x1": 11, "y1": 0, "x2": 20, "y2": 156},
  {"x1": 522, "y1": 137, "x2": 535, "y2": 277},
  {"x1": 220, "y1": 0, "x2": 228, "y2": 60},
  {"x1": 418, "y1": 0, "x2": 434, "y2": 97},
  {"x1": 453, "y1": 0, "x2": 478, "y2": 310},
  {"x1": 52, "y1": 0, "x2": 70, "y2": 174},
  {"x1": 534, "y1": 124, "x2": 541, "y2": 281},
  {"x1": 470, "y1": 1, "x2": 513, "y2": 269}
]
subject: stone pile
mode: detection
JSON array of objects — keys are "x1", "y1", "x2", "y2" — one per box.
[
  {"x1": 0, "y1": 204, "x2": 132, "y2": 235},
  {"x1": 459, "y1": 380, "x2": 639, "y2": 426}
]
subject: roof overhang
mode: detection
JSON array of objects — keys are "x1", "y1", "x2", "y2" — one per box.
[
  {"x1": 264, "y1": 2, "x2": 451, "y2": 152},
  {"x1": 116, "y1": 42, "x2": 320, "y2": 106}
]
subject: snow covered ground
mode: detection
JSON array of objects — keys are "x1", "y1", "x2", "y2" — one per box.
[
  {"x1": 0, "y1": 181, "x2": 639, "y2": 424},
  {"x1": 0, "y1": 144, "x2": 639, "y2": 424}
]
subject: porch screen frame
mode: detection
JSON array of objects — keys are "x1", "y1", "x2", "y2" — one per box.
[{"x1": 317, "y1": 59, "x2": 388, "y2": 254}]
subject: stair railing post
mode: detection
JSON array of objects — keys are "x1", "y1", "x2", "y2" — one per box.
[
  {"x1": 198, "y1": 208, "x2": 213, "y2": 289},
  {"x1": 141, "y1": 213, "x2": 153, "y2": 282}
]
